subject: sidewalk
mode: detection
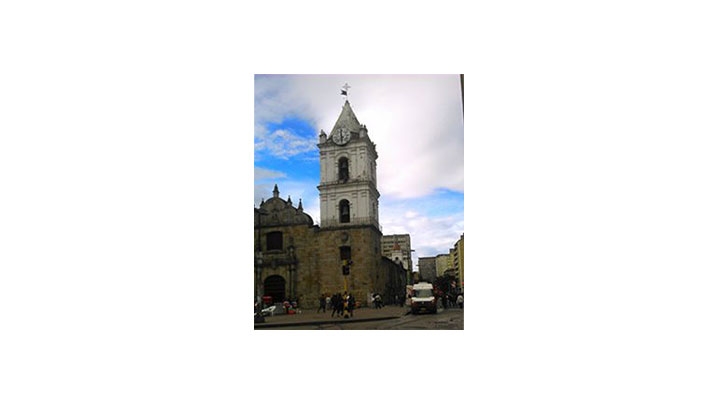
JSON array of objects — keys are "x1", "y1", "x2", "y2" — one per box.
[{"x1": 254, "y1": 305, "x2": 409, "y2": 329}]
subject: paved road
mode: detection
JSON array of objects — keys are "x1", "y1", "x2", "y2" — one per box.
[{"x1": 268, "y1": 307, "x2": 464, "y2": 330}]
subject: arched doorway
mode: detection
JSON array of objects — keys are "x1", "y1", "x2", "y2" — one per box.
[{"x1": 263, "y1": 275, "x2": 286, "y2": 303}]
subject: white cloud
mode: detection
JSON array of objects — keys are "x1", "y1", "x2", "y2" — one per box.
[
  {"x1": 254, "y1": 128, "x2": 317, "y2": 159},
  {"x1": 404, "y1": 210, "x2": 420, "y2": 219},
  {"x1": 381, "y1": 204, "x2": 464, "y2": 260},
  {"x1": 254, "y1": 74, "x2": 464, "y2": 198},
  {"x1": 254, "y1": 167, "x2": 286, "y2": 181}
]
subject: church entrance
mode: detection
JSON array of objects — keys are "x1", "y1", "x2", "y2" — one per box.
[{"x1": 263, "y1": 275, "x2": 286, "y2": 303}]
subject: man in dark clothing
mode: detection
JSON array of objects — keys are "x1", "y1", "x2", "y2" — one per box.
[
  {"x1": 317, "y1": 294, "x2": 326, "y2": 313},
  {"x1": 330, "y1": 293, "x2": 339, "y2": 317},
  {"x1": 336, "y1": 293, "x2": 344, "y2": 317},
  {"x1": 348, "y1": 294, "x2": 356, "y2": 317}
]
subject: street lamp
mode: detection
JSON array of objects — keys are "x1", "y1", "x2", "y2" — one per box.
[
  {"x1": 409, "y1": 249, "x2": 416, "y2": 286},
  {"x1": 255, "y1": 251, "x2": 264, "y2": 298},
  {"x1": 254, "y1": 207, "x2": 269, "y2": 321},
  {"x1": 255, "y1": 251, "x2": 264, "y2": 322},
  {"x1": 287, "y1": 245, "x2": 295, "y2": 300}
]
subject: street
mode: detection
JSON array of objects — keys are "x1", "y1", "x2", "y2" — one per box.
[{"x1": 268, "y1": 307, "x2": 464, "y2": 330}]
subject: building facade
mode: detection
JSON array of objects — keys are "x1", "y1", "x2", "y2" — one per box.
[
  {"x1": 381, "y1": 234, "x2": 413, "y2": 285},
  {"x1": 435, "y1": 253, "x2": 451, "y2": 278},
  {"x1": 418, "y1": 257, "x2": 437, "y2": 283},
  {"x1": 451, "y1": 233, "x2": 464, "y2": 290},
  {"x1": 254, "y1": 100, "x2": 406, "y2": 309}
]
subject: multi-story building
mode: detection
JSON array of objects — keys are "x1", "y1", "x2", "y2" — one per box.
[
  {"x1": 452, "y1": 233, "x2": 464, "y2": 290},
  {"x1": 435, "y1": 253, "x2": 451, "y2": 278},
  {"x1": 382, "y1": 234, "x2": 412, "y2": 284},
  {"x1": 418, "y1": 257, "x2": 437, "y2": 283}
]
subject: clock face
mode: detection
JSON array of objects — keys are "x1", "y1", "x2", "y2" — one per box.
[{"x1": 333, "y1": 127, "x2": 351, "y2": 145}]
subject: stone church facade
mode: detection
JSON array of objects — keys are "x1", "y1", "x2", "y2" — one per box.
[{"x1": 254, "y1": 100, "x2": 406, "y2": 309}]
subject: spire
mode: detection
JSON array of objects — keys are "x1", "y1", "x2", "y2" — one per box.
[
  {"x1": 287, "y1": 195, "x2": 292, "y2": 205},
  {"x1": 330, "y1": 100, "x2": 362, "y2": 139},
  {"x1": 298, "y1": 198, "x2": 303, "y2": 211},
  {"x1": 272, "y1": 184, "x2": 279, "y2": 198}
]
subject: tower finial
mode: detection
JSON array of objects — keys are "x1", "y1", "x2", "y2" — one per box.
[
  {"x1": 341, "y1": 82, "x2": 351, "y2": 100},
  {"x1": 272, "y1": 184, "x2": 279, "y2": 198}
]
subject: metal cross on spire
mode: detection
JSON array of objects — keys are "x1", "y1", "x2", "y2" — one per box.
[{"x1": 341, "y1": 82, "x2": 351, "y2": 100}]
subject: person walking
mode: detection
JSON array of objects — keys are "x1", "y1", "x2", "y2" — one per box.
[
  {"x1": 336, "y1": 293, "x2": 344, "y2": 317},
  {"x1": 330, "y1": 293, "x2": 339, "y2": 317},
  {"x1": 348, "y1": 293, "x2": 356, "y2": 317},
  {"x1": 342, "y1": 291, "x2": 350, "y2": 318},
  {"x1": 317, "y1": 294, "x2": 326, "y2": 313},
  {"x1": 325, "y1": 295, "x2": 331, "y2": 312},
  {"x1": 457, "y1": 294, "x2": 464, "y2": 309}
]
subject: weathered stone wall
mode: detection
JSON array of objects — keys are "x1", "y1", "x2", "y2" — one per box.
[
  {"x1": 256, "y1": 219, "x2": 405, "y2": 309},
  {"x1": 305, "y1": 225, "x2": 383, "y2": 308}
]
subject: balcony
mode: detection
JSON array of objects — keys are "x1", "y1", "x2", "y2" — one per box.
[{"x1": 320, "y1": 217, "x2": 382, "y2": 232}]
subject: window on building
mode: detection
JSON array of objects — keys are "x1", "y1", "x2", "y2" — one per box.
[
  {"x1": 266, "y1": 231, "x2": 283, "y2": 250},
  {"x1": 338, "y1": 157, "x2": 349, "y2": 182},
  {"x1": 339, "y1": 200, "x2": 350, "y2": 223}
]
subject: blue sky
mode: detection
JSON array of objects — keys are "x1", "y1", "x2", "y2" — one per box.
[{"x1": 254, "y1": 74, "x2": 464, "y2": 268}]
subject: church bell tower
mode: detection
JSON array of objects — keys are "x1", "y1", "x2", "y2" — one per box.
[{"x1": 317, "y1": 98, "x2": 380, "y2": 230}]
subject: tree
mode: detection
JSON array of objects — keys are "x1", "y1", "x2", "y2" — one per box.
[{"x1": 434, "y1": 272, "x2": 459, "y2": 293}]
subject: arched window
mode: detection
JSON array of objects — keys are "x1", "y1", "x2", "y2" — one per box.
[
  {"x1": 338, "y1": 157, "x2": 349, "y2": 182},
  {"x1": 339, "y1": 200, "x2": 350, "y2": 223}
]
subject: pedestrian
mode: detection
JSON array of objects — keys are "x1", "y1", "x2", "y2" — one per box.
[
  {"x1": 457, "y1": 294, "x2": 463, "y2": 309},
  {"x1": 317, "y1": 294, "x2": 326, "y2": 313},
  {"x1": 330, "y1": 293, "x2": 340, "y2": 318},
  {"x1": 325, "y1": 295, "x2": 331, "y2": 312},
  {"x1": 348, "y1": 293, "x2": 356, "y2": 317},
  {"x1": 335, "y1": 293, "x2": 343, "y2": 316},
  {"x1": 342, "y1": 291, "x2": 350, "y2": 318},
  {"x1": 283, "y1": 299, "x2": 290, "y2": 314}
]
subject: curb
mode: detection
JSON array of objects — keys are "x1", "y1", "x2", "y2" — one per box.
[{"x1": 254, "y1": 315, "x2": 405, "y2": 329}]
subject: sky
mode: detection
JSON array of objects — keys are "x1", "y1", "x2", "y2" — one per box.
[{"x1": 254, "y1": 74, "x2": 464, "y2": 268}]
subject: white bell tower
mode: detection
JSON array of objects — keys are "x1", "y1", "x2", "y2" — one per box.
[{"x1": 317, "y1": 98, "x2": 380, "y2": 230}]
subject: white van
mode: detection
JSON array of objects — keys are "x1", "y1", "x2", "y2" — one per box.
[{"x1": 410, "y1": 282, "x2": 437, "y2": 314}]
